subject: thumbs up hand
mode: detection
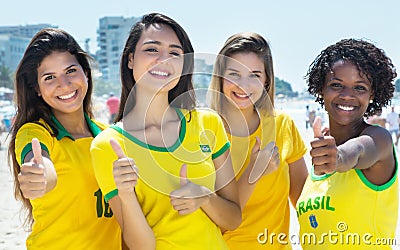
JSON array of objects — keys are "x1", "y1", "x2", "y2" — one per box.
[
  {"x1": 110, "y1": 138, "x2": 138, "y2": 197},
  {"x1": 18, "y1": 138, "x2": 56, "y2": 199},
  {"x1": 248, "y1": 138, "x2": 279, "y2": 184},
  {"x1": 310, "y1": 116, "x2": 337, "y2": 175},
  {"x1": 170, "y1": 164, "x2": 212, "y2": 215}
]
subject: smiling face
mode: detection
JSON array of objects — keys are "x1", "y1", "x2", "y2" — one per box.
[
  {"x1": 37, "y1": 51, "x2": 88, "y2": 116},
  {"x1": 222, "y1": 52, "x2": 266, "y2": 112},
  {"x1": 322, "y1": 60, "x2": 374, "y2": 126},
  {"x1": 128, "y1": 23, "x2": 184, "y2": 94}
]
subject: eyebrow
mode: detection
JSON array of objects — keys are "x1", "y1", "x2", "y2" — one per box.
[
  {"x1": 226, "y1": 68, "x2": 263, "y2": 74},
  {"x1": 143, "y1": 40, "x2": 183, "y2": 50},
  {"x1": 40, "y1": 64, "x2": 78, "y2": 77},
  {"x1": 329, "y1": 77, "x2": 367, "y2": 84}
]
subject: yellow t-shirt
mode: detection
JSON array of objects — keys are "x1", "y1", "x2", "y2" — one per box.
[
  {"x1": 223, "y1": 111, "x2": 307, "y2": 249},
  {"x1": 297, "y1": 161, "x2": 398, "y2": 249},
  {"x1": 91, "y1": 108, "x2": 230, "y2": 250},
  {"x1": 15, "y1": 114, "x2": 121, "y2": 250}
]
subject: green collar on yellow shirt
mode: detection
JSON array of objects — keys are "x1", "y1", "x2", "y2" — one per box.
[{"x1": 51, "y1": 113, "x2": 102, "y2": 141}]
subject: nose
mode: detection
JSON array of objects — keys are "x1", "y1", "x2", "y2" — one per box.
[
  {"x1": 57, "y1": 74, "x2": 71, "y2": 88},
  {"x1": 339, "y1": 86, "x2": 355, "y2": 99},
  {"x1": 156, "y1": 51, "x2": 170, "y2": 63}
]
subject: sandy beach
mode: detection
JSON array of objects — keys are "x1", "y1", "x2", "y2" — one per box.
[{"x1": 1, "y1": 100, "x2": 400, "y2": 249}]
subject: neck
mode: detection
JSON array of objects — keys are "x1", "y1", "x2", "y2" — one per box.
[
  {"x1": 124, "y1": 87, "x2": 176, "y2": 130},
  {"x1": 52, "y1": 108, "x2": 91, "y2": 138},
  {"x1": 329, "y1": 119, "x2": 368, "y2": 145},
  {"x1": 223, "y1": 102, "x2": 259, "y2": 136}
]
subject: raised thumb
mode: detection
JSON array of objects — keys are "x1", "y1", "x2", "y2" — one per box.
[
  {"x1": 179, "y1": 164, "x2": 188, "y2": 186},
  {"x1": 313, "y1": 116, "x2": 323, "y2": 138}
]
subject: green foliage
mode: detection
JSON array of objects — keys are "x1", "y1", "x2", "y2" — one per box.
[
  {"x1": 275, "y1": 77, "x2": 298, "y2": 97},
  {"x1": 0, "y1": 65, "x2": 13, "y2": 89},
  {"x1": 395, "y1": 78, "x2": 400, "y2": 92}
]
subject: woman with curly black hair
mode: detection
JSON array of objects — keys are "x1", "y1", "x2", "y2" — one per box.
[{"x1": 296, "y1": 38, "x2": 398, "y2": 249}]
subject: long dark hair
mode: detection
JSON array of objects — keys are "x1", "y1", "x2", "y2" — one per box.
[
  {"x1": 8, "y1": 28, "x2": 94, "y2": 228},
  {"x1": 116, "y1": 12, "x2": 195, "y2": 121}
]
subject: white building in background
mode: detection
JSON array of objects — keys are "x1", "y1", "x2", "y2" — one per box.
[
  {"x1": 0, "y1": 24, "x2": 57, "y2": 38},
  {"x1": 96, "y1": 16, "x2": 140, "y2": 84},
  {"x1": 0, "y1": 24, "x2": 57, "y2": 72},
  {"x1": 0, "y1": 34, "x2": 30, "y2": 71}
]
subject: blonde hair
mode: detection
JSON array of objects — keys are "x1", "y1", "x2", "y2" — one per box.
[{"x1": 209, "y1": 32, "x2": 275, "y2": 115}]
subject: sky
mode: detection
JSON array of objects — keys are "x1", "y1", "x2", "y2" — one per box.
[{"x1": 1, "y1": 0, "x2": 399, "y2": 92}]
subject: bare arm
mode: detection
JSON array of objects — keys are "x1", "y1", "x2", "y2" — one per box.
[
  {"x1": 288, "y1": 157, "x2": 308, "y2": 207},
  {"x1": 202, "y1": 150, "x2": 242, "y2": 230},
  {"x1": 109, "y1": 139, "x2": 155, "y2": 250},
  {"x1": 311, "y1": 125, "x2": 395, "y2": 185}
]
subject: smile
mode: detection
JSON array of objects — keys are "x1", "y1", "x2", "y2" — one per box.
[
  {"x1": 234, "y1": 92, "x2": 251, "y2": 98},
  {"x1": 150, "y1": 70, "x2": 170, "y2": 77},
  {"x1": 337, "y1": 104, "x2": 355, "y2": 111},
  {"x1": 58, "y1": 90, "x2": 77, "y2": 100}
]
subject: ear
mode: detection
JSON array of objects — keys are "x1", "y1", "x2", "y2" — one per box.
[
  {"x1": 35, "y1": 85, "x2": 41, "y2": 96},
  {"x1": 127, "y1": 53, "x2": 134, "y2": 69}
]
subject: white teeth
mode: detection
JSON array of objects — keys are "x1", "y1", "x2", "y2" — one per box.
[
  {"x1": 150, "y1": 70, "x2": 169, "y2": 76},
  {"x1": 58, "y1": 91, "x2": 76, "y2": 100},
  {"x1": 337, "y1": 105, "x2": 354, "y2": 111},
  {"x1": 235, "y1": 92, "x2": 249, "y2": 98}
]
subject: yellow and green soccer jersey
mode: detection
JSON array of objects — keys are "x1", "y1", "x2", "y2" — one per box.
[
  {"x1": 91, "y1": 108, "x2": 230, "y2": 250},
  {"x1": 297, "y1": 159, "x2": 398, "y2": 250},
  {"x1": 15, "y1": 114, "x2": 121, "y2": 250},
  {"x1": 223, "y1": 111, "x2": 307, "y2": 250}
]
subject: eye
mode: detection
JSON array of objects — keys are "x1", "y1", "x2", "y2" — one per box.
[
  {"x1": 144, "y1": 48, "x2": 158, "y2": 53},
  {"x1": 44, "y1": 75, "x2": 55, "y2": 81},
  {"x1": 250, "y1": 73, "x2": 261, "y2": 78},
  {"x1": 228, "y1": 72, "x2": 239, "y2": 77},
  {"x1": 170, "y1": 51, "x2": 182, "y2": 57},
  {"x1": 66, "y1": 68, "x2": 76, "y2": 74},
  {"x1": 354, "y1": 85, "x2": 368, "y2": 91},
  {"x1": 328, "y1": 82, "x2": 342, "y2": 89}
]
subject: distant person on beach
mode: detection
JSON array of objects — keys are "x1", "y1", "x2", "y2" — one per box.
[
  {"x1": 297, "y1": 38, "x2": 398, "y2": 249},
  {"x1": 209, "y1": 32, "x2": 308, "y2": 250},
  {"x1": 90, "y1": 13, "x2": 241, "y2": 249},
  {"x1": 305, "y1": 105, "x2": 310, "y2": 129},
  {"x1": 106, "y1": 92, "x2": 120, "y2": 124},
  {"x1": 386, "y1": 106, "x2": 399, "y2": 145},
  {"x1": 367, "y1": 111, "x2": 386, "y2": 127},
  {"x1": 7, "y1": 28, "x2": 121, "y2": 249}
]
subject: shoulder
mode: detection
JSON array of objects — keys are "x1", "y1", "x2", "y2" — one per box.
[
  {"x1": 91, "y1": 125, "x2": 120, "y2": 148},
  {"x1": 182, "y1": 108, "x2": 222, "y2": 123},
  {"x1": 362, "y1": 124, "x2": 392, "y2": 143},
  {"x1": 262, "y1": 110, "x2": 295, "y2": 127},
  {"x1": 17, "y1": 119, "x2": 52, "y2": 137},
  {"x1": 91, "y1": 119, "x2": 108, "y2": 131}
]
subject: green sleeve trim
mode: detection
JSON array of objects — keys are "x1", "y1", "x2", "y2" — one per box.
[
  {"x1": 104, "y1": 189, "x2": 119, "y2": 203},
  {"x1": 310, "y1": 165, "x2": 335, "y2": 181},
  {"x1": 212, "y1": 142, "x2": 230, "y2": 160},
  {"x1": 355, "y1": 147, "x2": 398, "y2": 191},
  {"x1": 20, "y1": 142, "x2": 49, "y2": 163}
]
